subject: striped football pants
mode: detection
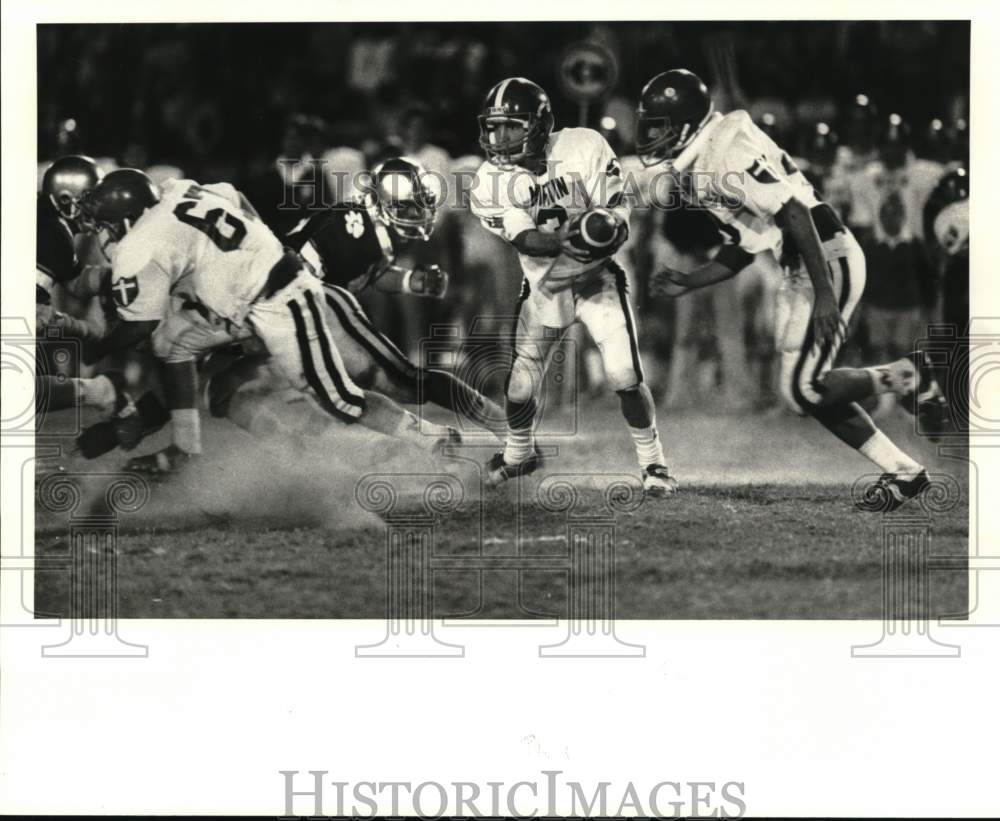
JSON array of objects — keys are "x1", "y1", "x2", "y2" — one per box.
[
  {"x1": 246, "y1": 272, "x2": 366, "y2": 422},
  {"x1": 775, "y1": 230, "x2": 867, "y2": 415},
  {"x1": 321, "y1": 283, "x2": 418, "y2": 384}
]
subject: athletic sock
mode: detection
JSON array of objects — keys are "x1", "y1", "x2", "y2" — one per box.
[
  {"x1": 503, "y1": 428, "x2": 535, "y2": 464},
  {"x1": 629, "y1": 425, "x2": 665, "y2": 469},
  {"x1": 170, "y1": 408, "x2": 202, "y2": 455},
  {"x1": 858, "y1": 430, "x2": 923, "y2": 479},
  {"x1": 503, "y1": 396, "x2": 537, "y2": 464}
]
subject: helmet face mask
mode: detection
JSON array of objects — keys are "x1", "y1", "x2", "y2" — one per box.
[
  {"x1": 478, "y1": 78, "x2": 554, "y2": 170},
  {"x1": 479, "y1": 113, "x2": 542, "y2": 169},
  {"x1": 635, "y1": 69, "x2": 713, "y2": 168},
  {"x1": 41, "y1": 154, "x2": 102, "y2": 223},
  {"x1": 371, "y1": 158, "x2": 440, "y2": 241},
  {"x1": 76, "y1": 168, "x2": 160, "y2": 256}
]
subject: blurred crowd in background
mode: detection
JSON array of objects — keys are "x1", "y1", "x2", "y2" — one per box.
[{"x1": 38, "y1": 21, "x2": 970, "y2": 414}]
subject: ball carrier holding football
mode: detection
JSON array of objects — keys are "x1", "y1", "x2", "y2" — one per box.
[
  {"x1": 471, "y1": 77, "x2": 677, "y2": 496},
  {"x1": 637, "y1": 70, "x2": 948, "y2": 508}
]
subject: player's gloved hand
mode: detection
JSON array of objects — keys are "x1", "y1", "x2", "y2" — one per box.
[
  {"x1": 407, "y1": 264, "x2": 449, "y2": 299},
  {"x1": 648, "y1": 266, "x2": 692, "y2": 299},
  {"x1": 811, "y1": 289, "x2": 848, "y2": 350}
]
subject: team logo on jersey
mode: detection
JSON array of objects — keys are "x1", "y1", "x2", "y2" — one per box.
[
  {"x1": 344, "y1": 210, "x2": 365, "y2": 239},
  {"x1": 111, "y1": 276, "x2": 139, "y2": 307}
]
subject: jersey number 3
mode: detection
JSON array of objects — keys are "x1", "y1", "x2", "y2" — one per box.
[{"x1": 173, "y1": 185, "x2": 247, "y2": 252}]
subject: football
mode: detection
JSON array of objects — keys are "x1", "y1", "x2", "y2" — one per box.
[{"x1": 567, "y1": 207, "x2": 620, "y2": 255}]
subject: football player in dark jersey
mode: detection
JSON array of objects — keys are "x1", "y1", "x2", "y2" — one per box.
[
  {"x1": 207, "y1": 157, "x2": 507, "y2": 443},
  {"x1": 36, "y1": 155, "x2": 129, "y2": 417},
  {"x1": 36, "y1": 157, "x2": 169, "y2": 456}
]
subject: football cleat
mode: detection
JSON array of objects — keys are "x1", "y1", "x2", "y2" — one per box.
[
  {"x1": 898, "y1": 353, "x2": 951, "y2": 441},
  {"x1": 485, "y1": 447, "x2": 544, "y2": 487},
  {"x1": 126, "y1": 444, "x2": 196, "y2": 477},
  {"x1": 431, "y1": 426, "x2": 463, "y2": 457},
  {"x1": 642, "y1": 464, "x2": 679, "y2": 498},
  {"x1": 863, "y1": 469, "x2": 931, "y2": 512}
]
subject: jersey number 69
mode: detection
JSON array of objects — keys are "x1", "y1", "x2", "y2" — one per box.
[{"x1": 173, "y1": 186, "x2": 247, "y2": 252}]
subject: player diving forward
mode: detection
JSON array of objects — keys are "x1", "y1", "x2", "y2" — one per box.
[
  {"x1": 76, "y1": 168, "x2": 462, "y2": 473},
  {"x1": 205, "y1": 156, "x2": 508, "y2": 443},
  {"x1": 470, "y1": 77, "x2": 677, "y2": 496},
  {"x1": 637, "y1": 70, "x2": 947, "y2": 508}
]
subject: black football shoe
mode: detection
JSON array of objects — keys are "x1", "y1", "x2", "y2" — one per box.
[
  {"x1": 485, "y1": 447, "x2": 544, "y2": 487},
  {"x1": 863, "y1": 469, "x2": 931, "y2": 512},
  {"x1": 642, "y1": 464, "x2": 680, "y2": 498},
  {"x1": 899, "y1": 352, "x2": 951, "y2": 441}
]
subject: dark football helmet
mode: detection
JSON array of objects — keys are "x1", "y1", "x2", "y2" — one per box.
[
  {"x1": 924, "y1": 167, "x2": 969, "y2": 256},
  {"x1": 79, "y1": 168, "x2": 161, "y2": 248},
  {"x1": 635, "y1": 69, "x2": 714, "y2": 167},
  {"x1": 369, "y1": 156, "x2": 440, "y2": 241},
  {"x1": 41, "y1": 155, "x2": 102, "y2": 220},
  {"x1": 478, "y1": 77, "x2": 555, "y2": 168}
]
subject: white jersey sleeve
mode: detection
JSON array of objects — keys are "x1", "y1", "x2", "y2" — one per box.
[
  {"x1": 581, "y1": 129, "x2": 631, "y2": 224},
  {"x1": 470, "y1": 161, "x2": 537, "y2": 242},
  {"x1": 200, "y1": 181, "x2": 242, "y2": 209},
  {"x1": 719, "y1": 132, "x2": 797, "y2": 219},
  {"x1": 110, "y1": 244, "x2": 172, "y2": 323}
]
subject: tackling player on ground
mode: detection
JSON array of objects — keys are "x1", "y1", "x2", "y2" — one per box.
[
  {"x1": 637, "y1": 69, "x2": 946, "y2": 508},
  {"x1": 206, "y1": 156, "x2": 508, "y2": 444},
  {"x1": 471, "y1": 77, "x2": 677, "y2": 496},
  {"x1": 75, "y1": 168, "x2": 461, "y2": 474}
]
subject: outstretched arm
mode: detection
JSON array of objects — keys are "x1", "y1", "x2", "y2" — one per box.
[
  {"x1": 776, "y1": 197, "x2": 845, "y2": 347},
  {"x1": 649, "y1": 245, "x2": 755, "y2": 299}
]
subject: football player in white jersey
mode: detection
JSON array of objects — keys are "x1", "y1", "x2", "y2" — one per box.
[
  {"x1": 78, "y1": 169, "x2": 459, "y2": 473},
  {"x1": 471, "y1": 77, "x2": 677, "y2": 497},
  {"x1": 636, "y1": 70, "x2": 947, "y2": 509}
]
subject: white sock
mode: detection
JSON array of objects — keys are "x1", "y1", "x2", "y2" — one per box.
[
  {"x1": 858, "y1": 430, "x2": 922, "y2": 479},
  {"x1": 171, "y1": 408, "x2": 202, "y2": 455},
  {"x1": 503, "y1": 427, "x2": 535, "y2": 464},
  {"x1": 629, "y1": 425, "x2": 665, "y2": 469}
]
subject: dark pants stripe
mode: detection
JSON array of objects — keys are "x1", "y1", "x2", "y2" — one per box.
[
  {"x1": 611, "y1": 263, "x2": 644, "y2": 385},
  {"x1": 304, "y1": 290, "x2": 365, "y2": 409},
  {"x1": 288, "y1": 296, "x2": 359, "y2": 423},
  {"x1": 790, "y1": 256, "x2": 851, "y2": 413},
  {"x1": 324, "y1": 287, "x2": 416, "y2": 382},
  {"x1": 326, "y1": 285, "x2": 416, "y2": 377},
  {"x1": 504, "y1": 278, "x2": 532, "y2": 396}
]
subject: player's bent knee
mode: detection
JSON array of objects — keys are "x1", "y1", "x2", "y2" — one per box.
[
  {"x1": 505, "y1": 360, "x2": 540, "y2": 404},
  {"x1": 606, "y1": 366, "x2": 642, "y2": 394}
]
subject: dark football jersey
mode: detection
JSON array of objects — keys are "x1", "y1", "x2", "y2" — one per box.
[
  {"x1": 36, "y1": 195, "x2": 79, "y2": 303},
  {"x1": 284, "y1": 203, "x2": 394, "y2": 290}
]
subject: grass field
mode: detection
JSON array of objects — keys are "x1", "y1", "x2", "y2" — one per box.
[{"x1": 34, "y1": 398, "x2": 969, "y2": 619}]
